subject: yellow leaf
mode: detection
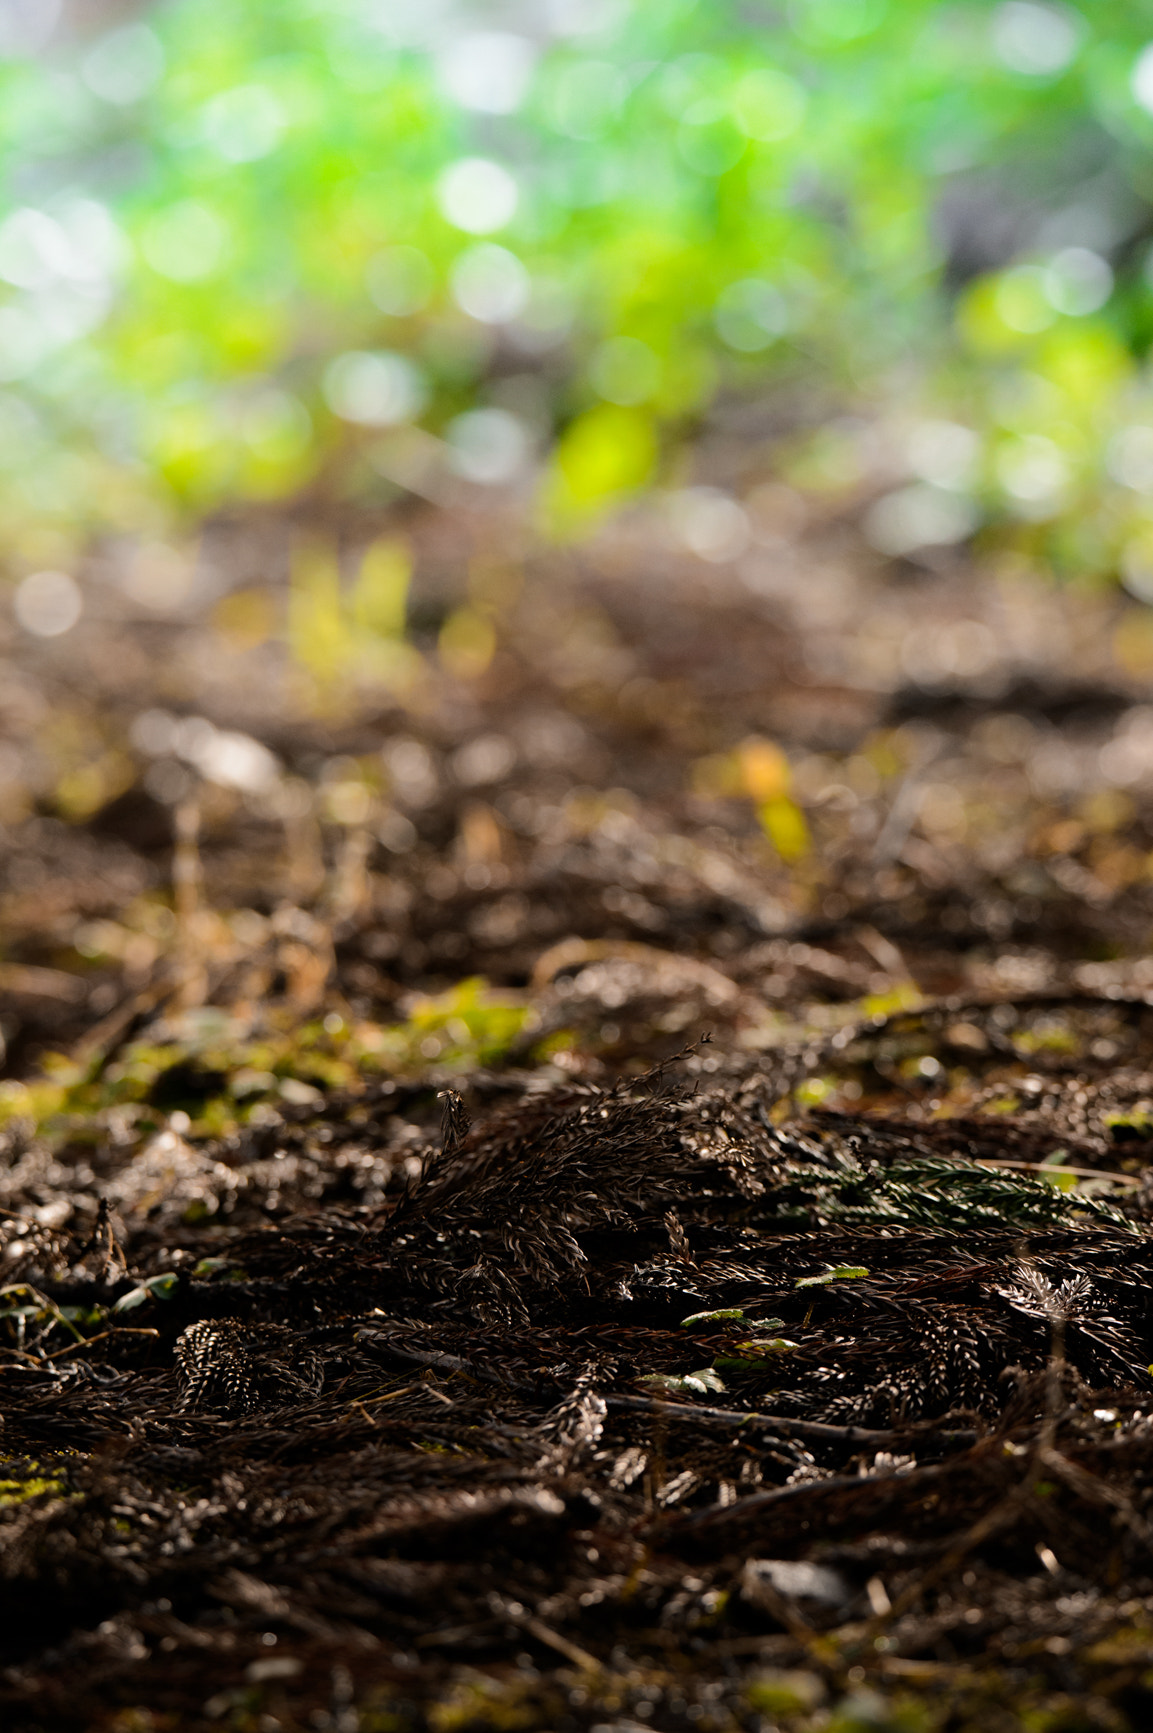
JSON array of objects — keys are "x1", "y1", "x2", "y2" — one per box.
[
  {"x1": 738, "y1": 738, "x2": 790, "y2": 802},
  {"x1": 758, "y1": 795, "x2": 810, "y2": 861},
  {"x1": 860, "y1": 982, "x2": 924, "y2": 1016},
  {"x1": 542, "y1": 404, "x2": 657, "y2": 531},
  {"x1": 350, "y1": 536, "x2": 411, "y2": 640}
]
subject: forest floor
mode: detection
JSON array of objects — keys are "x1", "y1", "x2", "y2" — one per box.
[{"x1": 6, "y1": 480, "x2": 1153, "y2": 1731}]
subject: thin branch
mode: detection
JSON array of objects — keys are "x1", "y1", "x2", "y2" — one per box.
[
  {"x1": 606, "y1": 1391, "x2": 978, "y2": 1451},
  {"x1": 365, "y1": 1331, "x2": 978, "y2": 1452}
]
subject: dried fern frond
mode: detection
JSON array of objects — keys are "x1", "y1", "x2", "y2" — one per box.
[
  {"x1": 175, "y1": 1319, "x2": 324, "y2": 1416},
  {"x1": 995, "y1": 1263, "x2": 1095, "y2": 1323},
  {"x1": 537, "y1": 1366, "x2": 606, "y2": 1470}
]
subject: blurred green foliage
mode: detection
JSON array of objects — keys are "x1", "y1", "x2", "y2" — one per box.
[{"x1": 6, "y1": 2, "x2": 1153, "y2": 579}]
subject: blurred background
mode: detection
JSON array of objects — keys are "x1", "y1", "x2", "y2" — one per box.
[
  {"x1": 9, "y1": 0, "x2": 1153, "y2": 1118},
  {"x1": 7, "y1": 0, "x2": 1153, "y2": 569}
]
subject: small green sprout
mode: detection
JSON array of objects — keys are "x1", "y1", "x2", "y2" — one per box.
[
  {"x1": 714, "y1": 1340, "x2": 797, "y2": 1373},
  {"x1": 637, "y1": 1367, "x2": 726, "y2": 1396},
  {"x1": 114, "y1": 1273, "x2": 179, "y2": 1312},
  {"x1": 679, "y1": 1307, "x2": 746, "y2": 1328},
  {"x1": 795, "y1": 1265, "x2": 870, "y2": 1289}
]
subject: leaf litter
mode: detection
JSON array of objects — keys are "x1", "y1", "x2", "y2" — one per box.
[{"x1": 8, "y1": 503, "x2": 1153, "y2": 1726}]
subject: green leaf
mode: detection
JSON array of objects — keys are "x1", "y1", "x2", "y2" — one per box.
[
  {"x1": 637, "y1": 1366, "x2": 726, "y2": 1396},
  {"x1": 795, "y1": 1265, "x2": 870, "y2": 1288},
  {"x1": 680, "y1": 1307, "x2": 745, "y2": 1328},
  {"x1": 1038, "y1": 1166, "x2": 1077, "y2": 1193},
  {"x1": 684, "y1": 1367, "x2": 726, "y2": 1395},
  {"x1": 113, "y1": 1273, "x2": 179, "y2": 1312},
  {"x1": 714, "y1": 1340, "x2": 797, "y2": 1373}
]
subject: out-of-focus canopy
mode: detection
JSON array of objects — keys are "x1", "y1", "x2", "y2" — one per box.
[{"x1": 2, "y1": 1, "x2": 1153, "y2": 584}]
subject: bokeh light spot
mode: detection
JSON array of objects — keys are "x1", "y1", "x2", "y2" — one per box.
[
  {"x1": 193, "y1": 728, "x2": 280, "y2": 795},
  {"x1": 120, "y1": 543, "x2": 197, "y2": 613},
  {"x1": 996, "y1": 434, "x2": 1069, "y2": 511},
  {"x1": 82, "y1": 24, "x2": 165, "y2": 107},
  {"x1": 1120, "y1": 534, "x2": 1153, "y2": 605},
  {"x1": 992, "y1": 3, "x2": 1081, "y2": 77},
  {"x1": 445, "y1": 409, "x2": 530, "y2": 484},
  {"x1": 1108, "y1": 426, "x2": 1153, "y2": 493},
  {"x1": 14, "y1": 569, "x2": 82, "y2": 637},
  {"x1": 1043, "y1": 247, "x2": 1113, "y2": 316},
  {"x1": 450, "y1": 244, "x2": 530, "y2": 323},
  {"x1": 865, "y1": 485, "x2": 980, "y2": 556},
  {"x1": 668, "y1": 488, "x2": 750, "y2": 562},
  {"x1": 0, "y1": 208, "x2": 72, "y2": 289},
  {"x1": 436, "y1": 32, "x2": 537, "y2": 114},
  {"x1": 323, "y1": 351, "x2": 427, "y2": 426},
  {"x1": 1133, "y1": 43, "x2": 1153, "y2": 115},
  {"x1": 200, "y1": 85, "x2": 285, "y2": 163},
  {"x1": 906, "y1": 421, "x2": 980, "y2": 491},
  {"x1": 437, "y1": 159, "x2": 519, "y2": 234}
]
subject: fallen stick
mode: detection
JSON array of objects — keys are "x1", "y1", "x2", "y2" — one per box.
[
  {"x1": 972, "y1": 1157, "x2": 1139, "y2": 1187},
  {"x1": 363, "y1": 1331, "x2": 979, "y2": 1453},
  {"x1": 605, "y1": 1390, "x2": 978, "y2": 1451}
]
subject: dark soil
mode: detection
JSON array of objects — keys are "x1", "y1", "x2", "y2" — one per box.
[{"x1": 6, "y1": 495, "x2": 1153, "y2": 1730}]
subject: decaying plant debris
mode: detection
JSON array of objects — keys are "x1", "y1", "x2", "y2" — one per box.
[
  {"x1": 7, "y1": 1061, "x2": 1153, "y2": 1733},
  {"x1": 9, "y1": 502, "x2": 1153, "y2": 1729}
]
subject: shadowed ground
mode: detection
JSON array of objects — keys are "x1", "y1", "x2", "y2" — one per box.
[{"x1": 5, "y1": 499, "x2": 1153, "y2": 1729}]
